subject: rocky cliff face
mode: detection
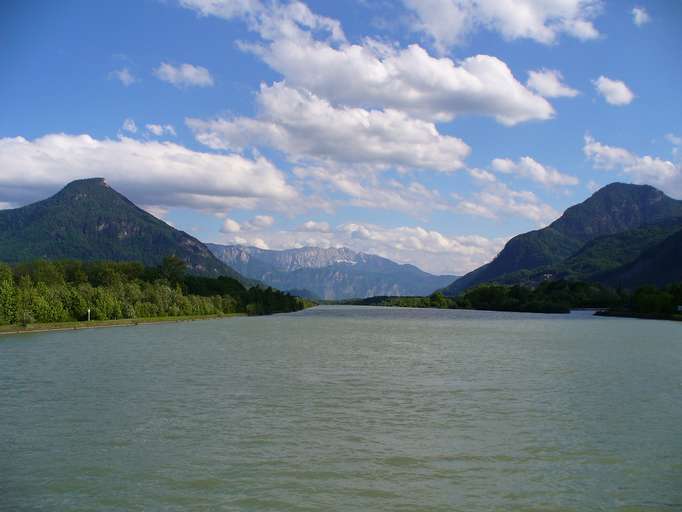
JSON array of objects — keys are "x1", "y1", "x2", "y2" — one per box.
[{"x1": 207, "y1": 244, "x2": 457, "y2": 300}]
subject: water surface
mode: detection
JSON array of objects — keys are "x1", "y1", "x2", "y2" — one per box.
[{"x1": 1, "y1": 306, "x2": 681, "y2": 511}]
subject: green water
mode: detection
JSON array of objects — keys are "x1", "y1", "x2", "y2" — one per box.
[{"x1": 1, "y1": 306, "x2": 681, "y2": 511}]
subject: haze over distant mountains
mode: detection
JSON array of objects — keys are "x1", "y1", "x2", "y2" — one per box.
[
  {"x1": 442, "y1": 183, "x2": 682, "y2": 295},
  {"x1": 207, "y1": 244, "x2": 457, "y2": 300},
  {"x1": 0, "y1": 178, "x2": 250, "y2": 283}
]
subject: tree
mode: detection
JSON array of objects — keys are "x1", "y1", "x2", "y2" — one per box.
[{"x1": 159, "y1": 255, "x2": 186, "y2": 285}]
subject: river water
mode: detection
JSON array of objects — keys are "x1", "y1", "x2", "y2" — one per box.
[{"x1": 1, "y1": 306, "x2": 681, "y2": 511}]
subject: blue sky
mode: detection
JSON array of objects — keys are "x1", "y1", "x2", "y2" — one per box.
[{"x1": 1, "y1": 0, "x2": 681, "y2": 274}]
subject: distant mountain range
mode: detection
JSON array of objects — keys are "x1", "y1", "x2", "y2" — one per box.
[
  {"x1": 442, "y1": 183, "x2": 682, "y2": 295},
  {"x1": 0, "y1": 178, "x2": 250, "y2": 283},
  {"x1": 207, "y1": 244, "x2": 457, "y2": 300}
]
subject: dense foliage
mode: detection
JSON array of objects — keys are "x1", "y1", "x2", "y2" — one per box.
[
  {"x1": 347, "y1": 280, "x2": 682, "y2": 318},
  {"x1": 0, "y1": 257, "x2": 306, "y2": 326}
]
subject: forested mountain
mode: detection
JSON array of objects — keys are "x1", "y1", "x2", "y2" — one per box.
[
  {"x1": 207, "y1": 244, "x2": 456, "y2": 300},
  {"x1": 443, "y1": 183, "x2": 682, "y2": 295},
  {"x1": 598, "y1": 226, "x2": 682, "y2": 288},
  {"x1": 0, "y1": 178, "x2": 249, "y2": 283}
]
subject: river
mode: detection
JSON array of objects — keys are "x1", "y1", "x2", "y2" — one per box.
[{"x1": 1, "y1": 306, "x2": 681, "y2": 511}]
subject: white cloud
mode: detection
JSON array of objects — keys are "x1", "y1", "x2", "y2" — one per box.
[
  {"x1": 491, "y1": 156, "x2": 579, "y2": 186},
  {"x1": 665, "y1": 133, "x2": 682, "y2": 146},
  {"x1": 403, "y1": 0, "x2": 602, "y2": 51},
  {"x1": 181, "y1": 1, "x2": 553, "y2": 125},
  {"x1": 153, "y1": 62, "x2": 214, "y2": 88},
  {"x1": 456, "y1": 182, "x2": 559, "y2": 224},
  {"x1": 583, "y1": 135, "x2": 681, "y2": 197},
  {"x1": 0, "y1": 134, "x2": 297, "y2": 211},
  {"x1": 0, "y1": 202, "x2": 13, "y2": 210},
  {"x1": 301, "y1": 220, "x2": 331, "y2": 232},
  {"x1": 146, "y1": 124, "x2": 177, "y2": 137},
  {"x1": 292, "y1": 164, "x2": 454, "y2": 217},
  {"x1": 586, "y1": 179, "x2": 600, "y2": 192},
  {"x1": 142, "y1": 205, "x2": 170, "y2": 220},
  {"x1": 188, "y1": 82, "x2": 471, "y2": 172},
  {"x1": 181, "y1": 0, "x2": 345, "y2": 43},
  {"x1": 632, "y1": 7, "x2": 650, "y2": 26},
  {"x1": 221, "y1": 218, "x2": 242, "y2": 233},
  {"x1": 593, "y1": 76, "x2": 634, "y2": 105},
  {"x1": 250, "y1": 214, "x2": 275, "y2": 228},
  {"x1": 109, "y1": 68, "x2": 136, "y2": 86},
  {"x1": 467, "y1": 168, "x2": 497, "y2": 183},
  {"x1": 221, "y1": 214, "x2": 275, "y2": 234},
  {"x1": 526, "y1": 69, "x2": 578, "y2": 98},
  {"x1": 249, "y1": 40, "x2": 554, "y2": 125},
  {"x1": 122, "y1": 118, "x2": 137, "y2": 133}
]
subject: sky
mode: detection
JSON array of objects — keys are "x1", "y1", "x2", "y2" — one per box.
[{"x1": 1, "y1": 0, "x2": 681, "y2": 275}]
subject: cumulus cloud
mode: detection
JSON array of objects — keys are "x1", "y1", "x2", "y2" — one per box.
[
  {"x1": 181, "y1": 0, "x2": 553, "y2": 125},
  {"x1": 109, "y1": 68, "x2": 136, "y2": 86},
  {"x1": 188, "y1": 82, "x2": 471, "y2": 171},
  {"x1": 0, "y1": 134, "x2": 297, "y2": 210},
  {"x1": 583, "y1": 135, "x2": 681, "y2": 197},
  {"x1": 146, "y1": 124, "x2": 177, "y2": 137},
  {"x1": 292, "y1": 164, "x2": 454, "y2": 217},
  {"x1": 181, "y1": 0, "x2": 345, "y2": 43},
  {"x1": 593, "y1": 76, "x2": 634, "y2": 105},
  {"x1": 403, "y1": 0, "x2": 602, "y2": 51},
  {"x1": 467, "y1": 168, "x2": 497, "y2": 183},
  {"x1": 300, "y1": 220, "x2": 331, "y2": 232},
  {"x1": 491, "y1": 156, "x2": 579, "y2": 186},
  {"x1": 456, "y1": 182, "x2": 559, "y2": 224},
  {"x1": 221, "y1": 218, "x2": 242, "y2": 233},
  {"x1": 249, "y1": 214, "x2": 275, "y2": 228},
  {"x1": 526, "y1": 69, "x2": 578, "y2": 98},
  {"x1": 154, "y1": 62, "x2": 214, "y2": 88},
  {"x1": 632, "y1": 7, "x2": 650, "y2": 26},
  {"x1": 122, "y1": 118, "x2": 137, "y2": 133},
  {"x1": 250, "y1": 41, "x2": 553, "y2": 125}
]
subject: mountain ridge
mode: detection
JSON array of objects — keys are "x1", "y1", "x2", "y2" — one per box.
[
  {"x1": 0, "y1": 178, "x2": 250, "y2": 283},
  {"x1": 443, "y1": 183, "x2": 682, "y2": 295},
  {"x1": 208, "y1": 243, "x2": 457, "y2": 300}
]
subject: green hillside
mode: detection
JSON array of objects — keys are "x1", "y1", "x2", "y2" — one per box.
[
  {"x1": 443, "y1": 183, "x2": 682, "y2": 295},
  {"x1": 0, "y1": 178, "x2": 249, "y2": 283}
]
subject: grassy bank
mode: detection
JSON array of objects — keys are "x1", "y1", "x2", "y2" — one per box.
[{"x1": 0, "y1": 313, "x2": 245, "y2": 336}]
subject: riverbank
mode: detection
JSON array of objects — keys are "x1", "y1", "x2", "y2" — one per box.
[
  {"x1": 0, "y1": 313, "x2": 245, "y2": 336},
  {"x1": 594, "y1": 310, "x2": 682, "y2": 322}
]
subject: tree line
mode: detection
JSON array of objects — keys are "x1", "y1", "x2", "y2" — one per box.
[
  {"x1": 0, "y1": 257, "x2": 308, "y2": 326},
  {"x1": 347, "y1": 280, "x2": 682, "y2": 318}
]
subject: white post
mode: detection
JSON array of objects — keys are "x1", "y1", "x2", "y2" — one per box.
[{"x1": 87, "y1": 308, "x2": 91, "y2": 322}]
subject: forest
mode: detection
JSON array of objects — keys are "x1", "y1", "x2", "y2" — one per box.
[{"x1": 0, "y1": 256, "x2": 307, "y2": 326}]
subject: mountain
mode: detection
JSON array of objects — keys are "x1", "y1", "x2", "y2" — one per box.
[
  {"x1": 207, "y1": 244, "x2": 457, "y2": 300},
  {"x1": 0, "y1": 178, "x2": 248, "y2": 282},
  {"x1": 443, "y1": 183, "x2": 682, "y2": 295},
  {"x1": 598, "y1": 227, "x2": 682, "y2": 288},
  {"x1": 489, "y1": 217, "x2": 682, "y2": 286}
]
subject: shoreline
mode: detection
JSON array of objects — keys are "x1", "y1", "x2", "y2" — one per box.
[
  {"x1": 594, "y1": 310, "x2": 682, "y2": 322},
  {"x1": 0, "y1": 313, "x2": 245, "y2": 337}
]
